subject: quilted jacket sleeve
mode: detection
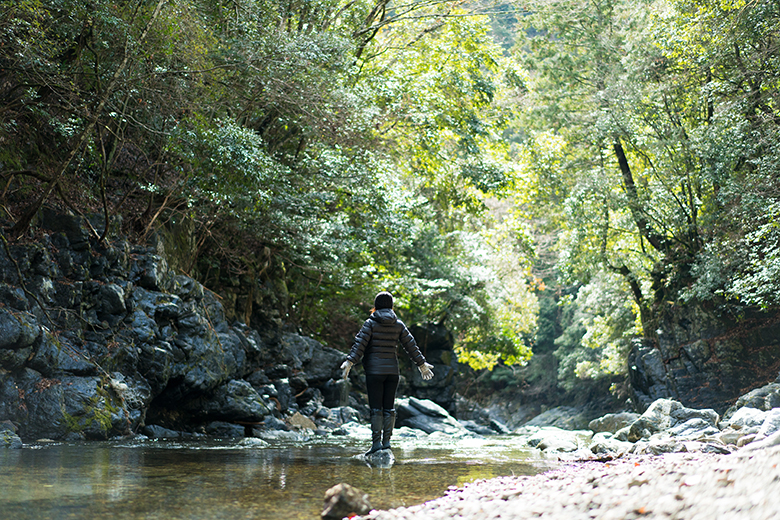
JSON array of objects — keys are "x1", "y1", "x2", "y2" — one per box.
[
  {"x1": 346, "y1": 319, "x2": 373, "y2": 364},
  {"x1": 398, "y1": 321, "x2": 426, "y2": 366}
]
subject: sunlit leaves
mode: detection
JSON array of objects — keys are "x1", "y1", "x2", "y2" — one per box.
[{"x1": 2, "y1": 0, "x2": 542, "y2": 365}]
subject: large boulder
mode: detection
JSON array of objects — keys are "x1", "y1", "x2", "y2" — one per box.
[
  {"x1": 276, "y1": 333, "x2": 343, "y2": 385},
  {"x1": 0, "y1": 369, "x2": 128, "y2": 440},
  {"x1": 721, "y1": 406, "x2": 768, "y2": 429},
  {"x1": 722, "y1": 382, "x2": 780, "y2": 422},
  {"x1": 521, "y1": 406, "x2": 592, "y2": 431},
  {"x1": 625, "y1": 398, "x2": 718, "y2": 442},
  {"x1": 525, "y1": 426, "x2": 593, "y2": 453},
  {"x1": 757, "y1": 409, "x2": 780, "y2": 438},
  {"x1": 182, "y1": 379, "x2": 273, "y2": 423},
  {"x1": 588, "y1": 412, "x2": 640, "y2": 434},
  {"x1": 396, "y1": 397, "x2": 471, "y2": 436}
]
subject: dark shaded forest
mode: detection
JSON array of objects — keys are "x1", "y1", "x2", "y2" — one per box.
[{"x1": 2, "y1": 0, "x2": 779, "y2": 407}]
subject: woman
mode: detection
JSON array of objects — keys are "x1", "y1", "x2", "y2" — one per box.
[{"x1": 340, "y1": 291, "x2": 434, "y2": 455}]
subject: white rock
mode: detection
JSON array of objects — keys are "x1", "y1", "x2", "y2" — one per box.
[
  {"x1": 757, "y1": 409, "x2": 780, "y2": 437},
  {"x1": 724, "y1": 407, "x2": 767, "y2": 429}
]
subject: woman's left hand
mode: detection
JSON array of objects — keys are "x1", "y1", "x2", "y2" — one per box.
[{"x1": 418, "y1": 362, "x2": 434, "y2": 380}]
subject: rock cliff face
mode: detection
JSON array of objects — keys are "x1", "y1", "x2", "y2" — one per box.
[
  {"x1": 628, "y1": 301, "x2": 780, "y2": 414},
  {"x1": 0, "y1": 211, "x2": 345, "y2": 441}
]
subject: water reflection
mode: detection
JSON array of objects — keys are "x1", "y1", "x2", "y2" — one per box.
[{"x1": 0, "y1": 435, "x2": 552, "y2": 520}]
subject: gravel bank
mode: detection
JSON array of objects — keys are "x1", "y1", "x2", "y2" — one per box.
[{"x1": 355, "y1": 446, "x2": 780, "y2": 520}]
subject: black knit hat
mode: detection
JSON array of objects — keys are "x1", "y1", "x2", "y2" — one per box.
[{"x1": 374, "y1": 291, "x2": 393, "y2": 310}]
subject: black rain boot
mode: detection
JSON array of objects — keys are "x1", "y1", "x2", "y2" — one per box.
[
  {"x1": 366, "y1": 409, "x2": 383, "y2": 455},
  {"x1": 381, "y1": 408, "x2": 396, "y2": 450}
]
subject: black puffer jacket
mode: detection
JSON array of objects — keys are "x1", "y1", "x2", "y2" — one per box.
[{"x1": 346, "y1": 308, "x2": 426, "y2": 375}]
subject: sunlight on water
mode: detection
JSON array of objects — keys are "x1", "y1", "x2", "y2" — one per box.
[{"x1": 0, "y1": 435, "x2": 553, "y2": 520}]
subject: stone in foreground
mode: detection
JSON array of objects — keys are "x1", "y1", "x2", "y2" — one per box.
[{"x1": 322, "y1": 482, "x2": 372, "y2": 519}]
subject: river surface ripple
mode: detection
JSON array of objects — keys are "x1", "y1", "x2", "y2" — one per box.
[{"x1": 0, "y1": 435, "x2": 553, "y2": 519}]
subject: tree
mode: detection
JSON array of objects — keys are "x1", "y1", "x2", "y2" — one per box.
[{"x1": 509, "y1": 0, "x2": 780, "y2": 389}]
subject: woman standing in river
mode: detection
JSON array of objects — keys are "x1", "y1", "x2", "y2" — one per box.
[{"x1": 340, "y1": 291, "x2": 434, "y2": 455}]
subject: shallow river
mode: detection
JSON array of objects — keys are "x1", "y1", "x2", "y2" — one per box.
[{"x1": 0, "y1": 434, "x2": 552, "y2": 519}]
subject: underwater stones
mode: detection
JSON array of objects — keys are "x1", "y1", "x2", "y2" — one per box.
[{"x1": 142, "y1": 424, "x2": 204, "y2": 439}]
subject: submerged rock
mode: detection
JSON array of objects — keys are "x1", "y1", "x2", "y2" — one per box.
[
  {"x1": 204, "y1": 421, "x2": 246, "y2": 438},
  {"x1": 142, "y1": 424, "x2": 205, "y2": 439},
  {"x1": 365, "y1": 449, "x2": 394, "y2": 468}
]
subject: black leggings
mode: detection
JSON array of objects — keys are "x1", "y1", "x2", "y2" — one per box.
[{"x1": 366, "y1": 374, "x2": 399, "y2": 410}]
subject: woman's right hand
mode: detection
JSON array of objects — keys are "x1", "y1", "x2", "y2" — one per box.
[{"x1": 340, "y1": 360, "x2": 354, "y2": 380}]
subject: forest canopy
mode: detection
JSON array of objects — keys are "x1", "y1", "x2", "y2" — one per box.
[{"x1": 1, "y1": 0, "x2": 779, "y2": 391}]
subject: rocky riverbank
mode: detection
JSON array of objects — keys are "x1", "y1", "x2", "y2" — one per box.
[
  {"x1": 4, "y1": 211, "x2": 780, "y2": 492},
  {"x1": 352, "y1": 444, "x2": 780, "y2": 520},
  {"x1": 0, "y1": 211, "x2": 352, "y2": 442},
  {"x1": 335, "y1": 383, "x2": 780, "y2": 520},
  {"x1": 0, "y1": 210, "x2": 492, "y2": 444}
]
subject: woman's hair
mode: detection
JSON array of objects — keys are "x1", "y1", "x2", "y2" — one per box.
[{"x1": 374, "y1": 291, "x2": 393, "y2": 309}]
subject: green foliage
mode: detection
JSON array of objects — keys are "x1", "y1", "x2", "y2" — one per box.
[
  {"x1": 9, "y1": 0, "x2": 779, "y2": 392},
  {"x1": 505, "y1": 0, "x2": 780, "y2": 398}
]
